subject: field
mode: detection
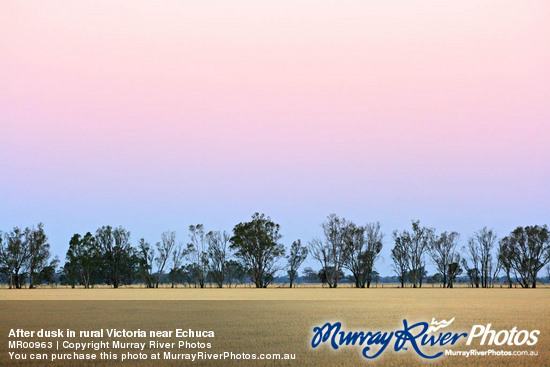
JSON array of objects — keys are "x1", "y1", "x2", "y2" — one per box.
[{"x1": 1, "y1": 288, "x2": 548, "y2": 366}]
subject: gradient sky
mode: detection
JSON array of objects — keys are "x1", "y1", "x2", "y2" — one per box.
[{"x1": 1, "y1": 1, "x2": 549, "y2": 276}]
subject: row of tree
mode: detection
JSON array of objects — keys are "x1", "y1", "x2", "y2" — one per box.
[
  {"x1": 0, "y1": 223, "x2": 57, "y2": 289},
  {"x1": 390, "y1": 221, "x2": 550, "y2": 288},
  {"x1": 1, "y1": 214, "x2": 549, "y2": 289}
]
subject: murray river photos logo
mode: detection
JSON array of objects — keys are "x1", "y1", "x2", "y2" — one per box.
[{"x1": 311, "y1": 318, "x2": 540, "y2": 360}]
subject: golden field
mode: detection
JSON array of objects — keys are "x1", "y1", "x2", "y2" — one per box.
[{"x1": 1, "y1": 288, "x2": 549, "y2": 366}]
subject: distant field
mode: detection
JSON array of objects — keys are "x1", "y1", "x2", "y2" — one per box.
[
  {"x1": 1, "y1": 286, "x2": 549, "y2": 300},
  {"x1": 1, "y1": 289, "x2": 548, "y2": 366}
]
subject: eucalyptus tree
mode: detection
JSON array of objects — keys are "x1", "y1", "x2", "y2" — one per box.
[
  {"x1": 391, "y1": 236, "x2": 408, "y2": 288},
  {"x1": 95, "y1": 225, "x2": 134, "y2": 288},
  {"x1": 475, "y1": 227, "x2": 499, "y2": 288},
  {"x1": 66, "y1": 232, "x2": 98, "y2": 288},
  {"x1": 169, "y1": 241, "x2": 188, "y2": 288},
  {"x1": 498, "y1": 237, "x2": 514, "y2": 288},
  {"x1": 463, "y1": 228, "x2": 499, "y2": 288},
  {"x1": 26, "y1": 223, "x2": 51, "y2": 289},
  {"x1": 286, "y1": 239, "x2": 308, "y2": 288},
  {"x1": 503, "y1": 225, "x2": 550, "y2": 288},
  {"x1": 345, "y1": 222, "x2": 384, "y2": 288},
  {"x1": 392, "y1": 220, "x2": 434, "y2": 288},
  {"x1": 429, "y1": 231, "x2": 460, "y2": 288},
  {"x1": 207, "y1": 230, "x2": 231, "y2": 288},
  {"x1": 188, "y1": 224, "x2": 209, "y2": 288},
  {"x1": 462, "y1": 238, "x2": 481, "y2": 288},
  {"x1": 230, "y1": 213, "x2": 285, "y2": 288},
  {"x1": 0, "y1": 227, "x2": 29, "y2": 289},
  {"x1": 225, "y1": 260, "x2": 247, "y2": 288},
  {"x1": 155, "y1": 231, "x2": 176, "y2": 288},
  {"x1": 136, "y1": 238, "x2": 155, "y2": 288},
  {"x1": 309, "y1": 214, "x2": 355, "y2": 288}
]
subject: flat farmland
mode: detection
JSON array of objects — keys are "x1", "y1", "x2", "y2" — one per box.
[{"x1": 1, "y1": 288, "x2": 548, "y2": 366}]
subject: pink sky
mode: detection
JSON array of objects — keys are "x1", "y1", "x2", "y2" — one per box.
[{"x1": 1, "y1": 1, "x2": 549, "y2": 273}]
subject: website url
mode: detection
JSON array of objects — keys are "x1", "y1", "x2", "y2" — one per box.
[
  {"x1": 445, "y1": 349, "x2": 538, "y2": 357},
  {"x1": 163, "y1": 351, "x2": 296, "y2": 361}
]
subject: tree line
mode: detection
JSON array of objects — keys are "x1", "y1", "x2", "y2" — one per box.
[{"x1": 1, "y1": 213, "x2": 549, "y2": 289}]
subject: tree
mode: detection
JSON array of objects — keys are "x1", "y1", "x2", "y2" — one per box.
[
  {"x1": 61, "y1": 260, "x2": 78, "y2": 288},
  {"x1": 26, "y1": 223, "x2": 51, "y2": 289},
  {"x1": 308, "y1": 214, "x2": 355, "y2": 288},
  {"x1": 462, "y1": 238, "x2": 480, "y2": 288},
  {"x1": 302, "y1": 267, "x2": 318, "y2": 283},
  {"x1": 0, "y1": 232, "x2": 3, "y2": 281},
  {"x1": 155, "y1": 231, "x2": 176, "y2": 288},
  {"x1": 65, "y1": 232, "x2": 99, "y2": 288},
  {"x1": 393, "y1": 220, "x2": 434, "y2": 288},
  {"x1": 188, "y1": 224, "x2": 209, "y2": 288},
  {"x1": 391, "y1": 233, "x2": 409, "y2": 288},
  {"x1": 417, "y1": 264, "x2": 428, "y2": 288},
  {"x1": 181, "y1": 263, "x2": 200, "y2": 288},
  {"x1": 428, "y1": 273, "x2": 442, "y2": 287},
  {"x1": 504, "y1": 225, "x2": 550, "y2": 288},
  {"x1": 318, "y1": 266, "x2": 345, "y2": 287},
  {"x1": 37, "y1": 257, "x2": 59, "y2": 286},
  {"x1": 429, "y1": 231, "x2": 460, "y2": 288},
  {"x1": 345, "y1": 222, "x2": 384, "y2": 288},
  {"x1": 345, "y1": 225, "x2": 367, "y2": 288},
  {"x1": 207, "y1": 231, "x2": 230, "y2": 288},
  {"x1": 286, "y1": 240, "x2": 308, "y2": 288},
  {"x1": 1, "y1": 227, "x2": 29, "y2": 289},
  {"x1": 462, "y1": 228, "x2": 499, "y2": 288},
  {"x1": 95, "y1": 226, "x2": 134, "y2": 288},
  {"x1": 498, "y1": 237, "x2": 514, "y2": 288},
  {"x1": 169, "y1": 241, "x2": 188, "y2": 288},
  {"x1": 447, "y1": 262, "x2": 462, "y2": 288},
  {"x1": 224, "y1": 260, "x2": 247, "y2": 288},
  {"x1": 230, "y1": 213, "x2": 285, "y2": 288},
  {"x1": 475, "y1": 227, "x2": 499, "y2": 288},
  {"x1": 372, "y1": 271, "x2": 380, "y2": 286},
  {"x1": 136, "y1": 238, "x2": 155, "y2": 288}
]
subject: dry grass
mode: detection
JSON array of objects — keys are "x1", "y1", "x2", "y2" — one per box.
[
  {"x1": 1, "y1": 289, "x2": 548, "y2": 366},
  {"x1": 1, "y1": 286, "x2": 548, "y2": 300}
]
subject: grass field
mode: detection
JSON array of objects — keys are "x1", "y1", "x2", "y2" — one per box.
[{"x1": 1, "y1": 288, "x2": 548, "y2": 366}]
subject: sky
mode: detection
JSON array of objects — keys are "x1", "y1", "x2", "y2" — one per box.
[{"x1": 1, "y1": 1, "x2": 549, "y2": 276}]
